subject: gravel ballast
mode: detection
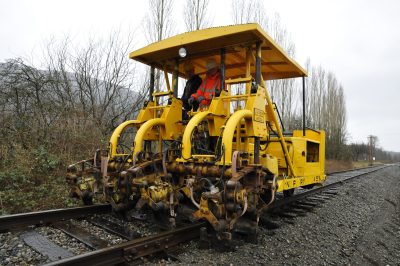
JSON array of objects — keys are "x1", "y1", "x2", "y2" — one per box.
[
  {"x1": 0, "y1": 213, "x2": 155, "y2": 264},
  {"x1": 171, "y1": 165, "x2": 400, "y2": 265}
]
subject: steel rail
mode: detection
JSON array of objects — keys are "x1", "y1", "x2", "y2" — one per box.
[
  {"x1": 267, "y1": 165, "x2": 389, "y2": 211},
  {"x1": 326, "y1": 164, "x2": 382, "y2": 175},
  {"x1": 0, "y1": 204, "x2": 112, "y2": 232},
  {"x1": 44, "y1": 221, "x2": 207, "y2": 266}
]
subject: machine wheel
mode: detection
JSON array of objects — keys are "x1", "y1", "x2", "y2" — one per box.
[
  {"x1": 283, "y1": 188, "x2": 295, "y2": 197},
  {"x1": 81, "y1": 191, "x2": 93, "y2": 205}
]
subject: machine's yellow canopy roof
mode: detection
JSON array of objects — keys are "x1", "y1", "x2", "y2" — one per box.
[{"x1": 129, "y1": 23, "x2": 307, "y2": 80}]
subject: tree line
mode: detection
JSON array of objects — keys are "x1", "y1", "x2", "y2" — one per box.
[{"x1": 349, "y1": 138, "x2": 400, "y2": 163}]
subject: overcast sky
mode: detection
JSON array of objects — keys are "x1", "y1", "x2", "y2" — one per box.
[{"x1": 1, "y1": 0, "x2": 399, "y2": 152}]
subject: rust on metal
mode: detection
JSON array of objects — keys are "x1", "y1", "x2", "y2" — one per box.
[{"x1": 0, "y1": 204, "x2": 112, "y2": 232}]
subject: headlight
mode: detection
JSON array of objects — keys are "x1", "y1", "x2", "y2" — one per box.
[{"x1": 178, "y1": 47, "x2": 187, "y2": 58}]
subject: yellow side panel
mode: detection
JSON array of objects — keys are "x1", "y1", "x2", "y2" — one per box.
[
  {"x1": 266, "y1": 141, "x2": 288, "y2": 170},
  {"x1": 276, "y1": 174, "x2": 326, "y2": 192},
  {"x1": 260, "y1": 155, "x2": 278, "y2": 176},
  {"x1": 266, "y1": 129, "x2": 325, "y2": 183}
]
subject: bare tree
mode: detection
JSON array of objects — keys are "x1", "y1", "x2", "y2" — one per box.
[
  {"x1": 0, "y1": 29, "x2": 147, "y2": 165},
  {"x1": 230, "y1": 4, "x2": 298, "y2": 130},
  {"x1": 305, "y1": 61, "x2": 347, "y2": 159},
  {"x1": 45, "y1": 30, "x2": 144, "y2": 128},
  {"x1": 143, "y1": 0, "x2": 175, "y2": 94},
  {"x1": 231, "y1": 0, "x2": 268, "y2": 29},
  {"x1": 264, "y1": 14, "x2": 298, "y2": 131},
  {"x1": 325, "y1": 73, "x2": 347, "y2": 159},
  {"x1": 230, "y1": 0, "x2": 270, "y2": 111},
  {"x1": 349, "y1": 142, "x2": 368, "y2": 161},
  {"x1": 307, "y1": 65, "x2": 326, "y2": 129},
  {"x1": 143, "y1": 0, "x2": 175, "y2": 43},
  {"x1": 0, "y1": 58, "x2": 54, "y2": 147},
  {"x1": 183, "y1": 0, "x2": 212, "y2": 31},
  {"x1": 70, "y1": 31, "x2": 140, "y2": 130}
]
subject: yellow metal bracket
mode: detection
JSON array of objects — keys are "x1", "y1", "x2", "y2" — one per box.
[{"x1": 179, "y1": 111, "x2": 211, "y2": 161}]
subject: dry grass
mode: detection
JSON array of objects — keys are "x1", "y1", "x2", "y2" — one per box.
[
  {"x1": 325, "y1": 159, "x2": 354, "y2": 173},
  {"x1": 353, "y1": 161, "x2": 371, "y2": 169},
  {"x1": 325, "y1": 159, "x2": 380, "y2": 173}
]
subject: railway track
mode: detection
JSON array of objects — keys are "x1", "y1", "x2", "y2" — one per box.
[
  {"x1": 268, "y1": 164, "x2": 388, "y2": 211},
  {"x1": 0, "y1": 204, "x2": 112, "y2": 233},
  {"x1": 0, "y1": 202, "x2": 204, "y2": 265},
  {"x1": 45, "y1": 221, "x2": 206, "y2": 266},
  {"x1": 0, "y1": 165, "x2": 389, "y2": 265}
]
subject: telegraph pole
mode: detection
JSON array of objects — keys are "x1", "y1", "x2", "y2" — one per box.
[{"x1": 367, "y1": 135, "x2": 374, "y2": 166}]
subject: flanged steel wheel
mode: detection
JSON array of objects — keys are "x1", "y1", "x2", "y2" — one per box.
[{"x1": 283, "y1": 188, "x2": 295, "y2": 197}]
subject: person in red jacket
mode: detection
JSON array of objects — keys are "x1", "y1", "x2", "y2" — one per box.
[{"x1": 188, "y1": 59, "x2": 221, "y2": 109}]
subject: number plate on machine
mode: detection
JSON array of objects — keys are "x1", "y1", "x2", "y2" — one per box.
[{"x1": 253, "y1": 108, "x2": 265, "y2": 123}]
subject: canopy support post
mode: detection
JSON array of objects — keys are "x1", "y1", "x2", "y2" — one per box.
[
  {"x1": 302, "y1": 75, "x2": 306, "y2": 136},
  {"x1": 220, "y1": 48, "x2": 225, "y2": 95},
  {"x1": 255, "y1": 42, "x2": 261, "y2": 85},
  {"x1": 254, "y1": 42, "x2": 262, "y2": 164},
  {"x1": 173, "y1": 58, "x2": 179, "y2": 98},
  {"x1": 149, "y1": 65, "x2": 155, "y2": 101}
]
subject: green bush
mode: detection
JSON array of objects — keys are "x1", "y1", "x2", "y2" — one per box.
[
  {"x1": 32, "y1": 146, "x2": 60, "y2": 174},
  {"x1": 0, "y1": 170, "x2": 32, "y2": 190}
]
